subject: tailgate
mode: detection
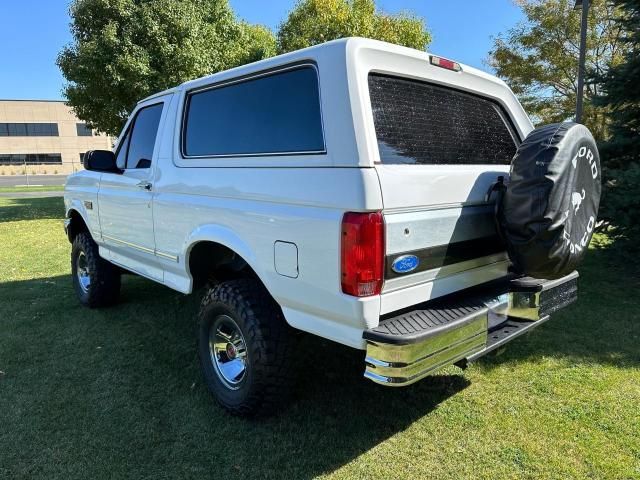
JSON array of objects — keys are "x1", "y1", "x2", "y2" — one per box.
[{"x1": 368, "y1": 73, "x2": 520, "y2": 310}]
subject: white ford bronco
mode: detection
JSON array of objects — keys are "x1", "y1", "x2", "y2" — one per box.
[{"x1": 64, "y1": 38, "x2": 601, "y2": 416}]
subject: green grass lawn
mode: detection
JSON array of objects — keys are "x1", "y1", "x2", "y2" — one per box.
[
  {"x1": 0, "y1": 185, "x2": 65, "y2": 194},
  {"x1": 1, "y1": 196, "x2": 639, "y2": 480}
]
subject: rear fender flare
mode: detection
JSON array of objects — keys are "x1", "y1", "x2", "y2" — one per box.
[{"x1": 182, "y1": 224, "x2": 268, "y2": 294}]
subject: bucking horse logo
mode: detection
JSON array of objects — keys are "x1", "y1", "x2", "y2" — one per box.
[{"x1": 572, "y1": 189, "x2": 586, "y2": 215}]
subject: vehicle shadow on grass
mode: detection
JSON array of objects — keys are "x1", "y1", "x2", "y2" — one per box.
[
  {"x1": 0, "y1": 245, "x2": 637, "y2": 479},
  {"x1": 0, "y1": 196, "x2": 64, "y2": 223},
  {"x1": 1, "y1": 273, "x2": 470, "y2": 479}
]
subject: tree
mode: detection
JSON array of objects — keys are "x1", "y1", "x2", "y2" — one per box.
[
  {"x1": 277, "y1": 0, "x2": 430, "y2": 54},
  {"x1": 593, "y1": 0, "x2": 640, "y2": 241},
  {"x1": 489, "y1": 0, "x2": 627, "y2": 141},
  {"x1": 594, "y1": 0, "x2": 640, "y2": 168},
  {"x1": 58, "y1": 0, "x2": 276, "y2": 136}
]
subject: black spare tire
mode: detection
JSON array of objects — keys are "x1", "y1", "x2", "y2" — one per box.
[{"x1": 499, "y1": 122, "x2": 601, "y2": 279}]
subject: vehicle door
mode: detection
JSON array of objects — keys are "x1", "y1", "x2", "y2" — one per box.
[{"x1": 97, "y1": 99, "x2": 167, "y2": 280}]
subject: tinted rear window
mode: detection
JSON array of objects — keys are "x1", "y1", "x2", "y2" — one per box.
[
  {"x1": 183, "y1": 66, "x2": 325, "y2": 157},
  {"x1": 369, "y1": 74, "x2": 518, "y2": 165}
]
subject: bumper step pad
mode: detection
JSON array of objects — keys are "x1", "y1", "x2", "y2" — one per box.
[
  {"x1": 364, "y1": 300, "x2": 487, "y2": 344},
  {"x1": 364, "y1": 271, "x2": 579, "y2": 386}
]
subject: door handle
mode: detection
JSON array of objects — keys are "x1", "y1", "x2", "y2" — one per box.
[{"x1": 137, "y1": 181, "x2": 152, "y2": 191}]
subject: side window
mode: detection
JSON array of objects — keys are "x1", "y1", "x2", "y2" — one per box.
[
  {"x1": 114, "y1": 103, "x2": 164, "y2": 170},
  {"x1": 183, "y1": 65, "x2": 325, "y2": 157},
  {"x1": 125, "y1": 103, "x2": 164, "y2": 169},
  {"x1": 115, "y1": 129, "x2": 131, "y2": 169}
]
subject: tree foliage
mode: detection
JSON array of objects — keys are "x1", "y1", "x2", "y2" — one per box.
[
  {"x1": 57, "y1": 0, "x2": 276, "y2": 136},
  {"x1": 598, "y1": 162, "x2": 640, "y2": 241},
  {"x1": 593, "y1": 0, "x2": 640, "y2": 168},
  {"x1": 277, "y1": 0, "x2": 430, "y2": 54},
  {"x1": 59, "y1": 0, "x2": 430, "y2": 136},
  {"x1": 593, "y1": 0, "x2": 640, "y2": 241},
  {"x1": 489, "y1": 0, "x2": 627, "y2": 141}
]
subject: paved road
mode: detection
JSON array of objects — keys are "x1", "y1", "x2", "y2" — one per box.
[{"x1": 0, "y1": 174, "x2": 67, "y2": 187}]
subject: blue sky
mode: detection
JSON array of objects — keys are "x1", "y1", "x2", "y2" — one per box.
[{"x1": 0, "y1": 0, "x2": 523, "y2": 101}]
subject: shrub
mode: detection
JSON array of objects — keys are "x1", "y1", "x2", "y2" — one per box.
[{"x1": 599, "y1": 163, "x2": 640, "y2": 244}]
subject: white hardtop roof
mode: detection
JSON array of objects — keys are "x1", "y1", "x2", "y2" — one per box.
[{"x1": 138, "y1": 37, "x2": 505, "y2": 104}]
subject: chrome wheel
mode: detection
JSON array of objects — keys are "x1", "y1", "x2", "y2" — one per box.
[
  {"x1": 76, "y1": 251, "x2": 91, "y2": 293},
  {"x1": 209, "y1": 314, "x2": 248, "y2": 390}
]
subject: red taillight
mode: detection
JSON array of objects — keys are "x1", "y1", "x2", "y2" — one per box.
[
  {"x1": 341, "y1": 212, "x2": 384, "y2": 297},
  {"x1": 429, "y1": 55, "x2": 462, "y2": 72}
]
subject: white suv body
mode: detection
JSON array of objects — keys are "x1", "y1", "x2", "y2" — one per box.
[
  {"x1": 66, "y1": 38, "x2": 531, "y2": 346},
  {"x1": 65, "y1": 38, "x2": 580, "y2": 414}
]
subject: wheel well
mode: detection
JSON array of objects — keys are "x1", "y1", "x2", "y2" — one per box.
[
  {"x1": 67, "y1": 210, "x2": 89, "y2": 242},
  {"x1": 188, "y1": 241, "x2": 259, "y2": 290}
]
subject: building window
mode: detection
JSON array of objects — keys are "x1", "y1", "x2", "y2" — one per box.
[
  {"x1": 182, "y1": 65, "x2": 325, "y2": 157},
  {"x1": 0, "y1": 123, "x2": 59, "y2": 136},
  {"x1": 0, "y1": 153, "x2": 63, "y2": 165},
  {"x1": 76, "y1": 123, "x2": 93, "y2": 136}
]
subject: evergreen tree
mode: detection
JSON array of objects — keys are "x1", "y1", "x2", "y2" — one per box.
[
  {"x1": 594, "y1": 0, "x2": 640, "y2": 241},
  {"x1": 594, "y1": 0, "x2": 640, "y2": 169}
]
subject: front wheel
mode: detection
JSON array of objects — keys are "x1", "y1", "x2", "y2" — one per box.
[
  {"x1": 71, "y1": 232, "x2": 121, "y2": 308},
  {"x1": 198, "y1": 279, "x2": 295, "y2": 417}
]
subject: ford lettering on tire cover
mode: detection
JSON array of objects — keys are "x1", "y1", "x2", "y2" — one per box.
[{"x1": 499, "y1": 122, "x2": 601, "y2": 279}]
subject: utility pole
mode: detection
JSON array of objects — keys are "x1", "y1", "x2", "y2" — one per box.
[{"x1": 575, "y1": 0, "x2": 590, "y2": 123}]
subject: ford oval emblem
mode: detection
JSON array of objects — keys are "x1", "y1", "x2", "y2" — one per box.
[{"x1": 391, "y1": 254, "x2": 420, "y2": 274}]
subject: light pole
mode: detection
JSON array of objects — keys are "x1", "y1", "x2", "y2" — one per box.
[{"x1": 575, "y1": 0, "x2": 590, "y2": 123}]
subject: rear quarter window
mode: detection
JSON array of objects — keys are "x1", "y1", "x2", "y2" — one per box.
[
  {"x1": 183, "y1": 65, "x2": 325, "y2": 157},
  {"x1": 369, "y1": 73, "x2": 518, "y2": 165}
]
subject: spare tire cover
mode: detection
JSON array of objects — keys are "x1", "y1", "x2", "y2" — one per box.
[{"x1": 500, "y1": 122, "x2": 601, "y2": 279}]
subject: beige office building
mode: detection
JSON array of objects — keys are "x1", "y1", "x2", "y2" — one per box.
[{"x1": 0, "y1": 99, "x2": 113, "y2": 175}]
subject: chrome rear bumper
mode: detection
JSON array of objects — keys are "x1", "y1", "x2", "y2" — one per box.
[{"x1": 364, "y1": 271, "x2": 579, "y2": 386}]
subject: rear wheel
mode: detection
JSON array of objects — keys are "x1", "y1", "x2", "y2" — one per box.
[
  {"x1": 71, "y1": 232, "x2": 121, "y2": 308},
  {"x1": 198, "y1": 279, "x2": 295, "y2": 417}
]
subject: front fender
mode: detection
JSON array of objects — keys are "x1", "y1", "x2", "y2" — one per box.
[
  {"x1": 65, "y1": 198, "x2": 90, "y2": 220},
  {"x1": 64, "y1": 199, "x2": 94, "y2": 242}
]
